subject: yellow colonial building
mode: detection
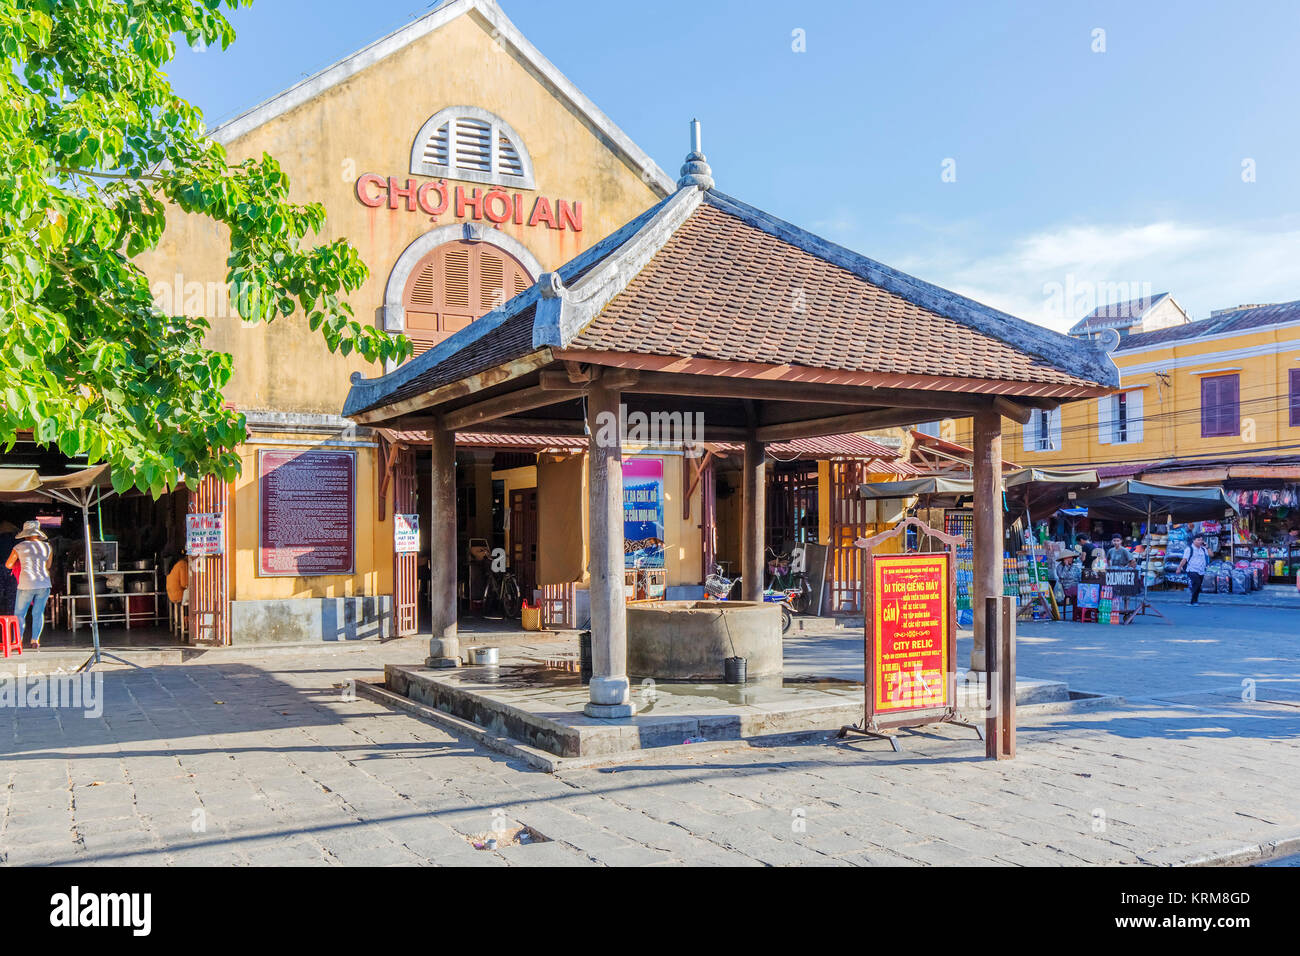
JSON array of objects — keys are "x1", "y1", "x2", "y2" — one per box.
[
  {"x1": 945, "y1": 300, "x2": 1300, "y2": 496},
  {"x1": 135, "y1": 0, "x2": 673, "y2": 642},
  {"x1": 126, "y1": 0, "x2": 916, "y2": 645}
]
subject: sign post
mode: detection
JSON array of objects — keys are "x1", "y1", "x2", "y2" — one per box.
[
  {"x1": 985, "y1": 595, "x2": 1017, "y2": 760},
  {"x1": 839, "y1": 516, "x2": 983, "y2": 751}
]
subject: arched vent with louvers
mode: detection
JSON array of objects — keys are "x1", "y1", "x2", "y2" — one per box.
[
  {"x1": 410, "y1": 106, "x2": 535, "y2": 189},
  {"x1": 401, "y1": 240, "x2": 533, "y2": 357}
]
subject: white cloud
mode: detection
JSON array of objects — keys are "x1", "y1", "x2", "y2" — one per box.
[{"x1": 892, "y1": 218, "x2": 1300, "y2": 332}]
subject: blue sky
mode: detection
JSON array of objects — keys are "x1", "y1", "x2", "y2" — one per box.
[{"x1": 164, "y1": 0, "x2": 1300, "y2": 331}]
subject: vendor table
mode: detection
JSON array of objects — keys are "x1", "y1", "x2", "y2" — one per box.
[{"x1": 61, "y1": 569, "x2": 165, "y2": 631}]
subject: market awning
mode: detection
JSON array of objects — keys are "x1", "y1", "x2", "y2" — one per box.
[
  {"x1": 1074, "y1": 479, "x2": 1237, "y2": 522},
  {"x1": 857, "y1": 476, "x2": 974, "y2": 499},
  {"x1": 1004, "y1": 467, "x2": 1099, "y2": 522},
  {"x1": 0, "y1": 467, "x2": 42, "y2": 497}
]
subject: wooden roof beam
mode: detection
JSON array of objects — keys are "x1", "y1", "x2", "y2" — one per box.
[
  {"x1": 441, "y1": 385, "x2": 584, "y2": 432},
  {"x1": 756, "y1": 406, "x2": 957, "y2": 443}
]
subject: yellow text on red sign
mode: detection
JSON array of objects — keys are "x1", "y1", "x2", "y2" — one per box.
[{"x1": 872, "y1": 553, "x2": 950, "y2": 713}]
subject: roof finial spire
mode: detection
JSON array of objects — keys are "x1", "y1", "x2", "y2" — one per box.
[{"x1": 677, "y1": 117, "x2": 714, "y2": 190}]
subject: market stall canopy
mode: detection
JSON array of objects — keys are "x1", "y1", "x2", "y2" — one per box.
[
  {"x1": 1074, "y1": 479, "x2": 1237, "y2": 522},
  {"x1": 0, "y1": 467, "x2": 42, "y2": 497},
  {"x1": 1004, "y1": 467, "x2": 1099, "y2": 522},
  {"x1": 858, "y1": 476, "x2": 973, "y2": 499},
  {"x1": 0, "y1": 464, "x2": 114, "y2": 505}
]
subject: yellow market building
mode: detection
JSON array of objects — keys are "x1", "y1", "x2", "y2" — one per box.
[{"x1": 113, "y1": 0, "x2": 916, "y2": 645}]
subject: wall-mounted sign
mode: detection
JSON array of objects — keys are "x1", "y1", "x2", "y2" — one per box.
[
  {"x1": 354, "y1": 174, "x2": 583, "y2": 232},
  {"x1": 870, "y1": 553, "x2": 951, "y2": 714},
  {"x1": 394, "y1": 514, "x2": 420, "y2": 554},
  {"x1": 186, "y1": 513, "x2": 224, "y2": 556},
  {"x1": 258, "y1": 450, "x2": 356, "y2": 576},
  {"x1": 623, "y1": 458, "x2": 664, "y2": 570}
]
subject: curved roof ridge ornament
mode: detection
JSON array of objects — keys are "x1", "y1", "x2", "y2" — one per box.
[{"x1": 676, "y1": 118, "x2": 714, "y2": 190}]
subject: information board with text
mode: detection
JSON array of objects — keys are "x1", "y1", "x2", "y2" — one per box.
[
  {"x1": 258, "y1": 450, "x2": 356, "y2": 576},
  {"x1": 870, "y1": 553, "x2": 951, "y2": 714}
]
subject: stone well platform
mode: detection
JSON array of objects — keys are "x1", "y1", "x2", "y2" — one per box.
[{"x1": 381, "y1": 660, "x2": 1074, "y2": 760}]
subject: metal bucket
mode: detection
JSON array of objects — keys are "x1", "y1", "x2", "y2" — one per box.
[
  {"x1": 724, "y1": 656, "x2": 747, "y2": 685},
  {"x1": 471, "y1": 646, "x2": 499, "y2": 666}
]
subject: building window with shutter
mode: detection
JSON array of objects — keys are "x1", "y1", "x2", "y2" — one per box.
[
  {"x1": 409, "y1": 106, "x2": 535, "y2": 189},
  {"x1": 1023, "y1": 407, "x2": 1061, "y2": 452},
  {"x1": 1098, "y1": 389, "x2": 1144, "y2": 445},
  {"x1": 1200, "y1": 373, "x2": 1240, "y2": 438},
  {"x1": 1291, "y1": 368, "x2": 1300, "y2": 428}
]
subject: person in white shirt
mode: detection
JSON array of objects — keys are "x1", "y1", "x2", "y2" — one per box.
[
  {"x1": 1177, "y1": 533, "x2": 1210, "y2": 606},
  {"x1": 5, "y1": 520, "x2": 53, "y2": 648}
]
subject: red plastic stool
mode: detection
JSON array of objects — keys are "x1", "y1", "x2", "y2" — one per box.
[{"x1": 0, "y1": 615, "x2": 21, "y2": 658}]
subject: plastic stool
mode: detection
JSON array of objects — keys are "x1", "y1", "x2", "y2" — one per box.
[
  {"x1": 0, "y1": 615, "x2": 21, "y2": 658},
  {"x1": 1077, "y1": 608, "x2": 1098, "y2": 624}
]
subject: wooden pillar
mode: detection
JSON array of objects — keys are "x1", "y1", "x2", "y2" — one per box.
[
  {"x1": 470, "y1": 449, "x2": 495, "y2": 539},
  {"x1": 584, "y1": 383, "x2": 634, "y2": 717},
  {"x1": 426, "y1": 420, "x2": 459, "y2": 667},
  {"x1": 741, "y1": 438, "x2": 766, "y2": 601},
  {"x1": 971, "y1": 408, "x2": 1003, "y2": 672}
]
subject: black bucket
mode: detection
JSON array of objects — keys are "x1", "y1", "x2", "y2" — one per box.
[
  {"x1": 724, "y1": 656, "x2": 747, "y2": 685},
  {"x1": 579, "y1": 630, "x2": 592, "y2": 685}
]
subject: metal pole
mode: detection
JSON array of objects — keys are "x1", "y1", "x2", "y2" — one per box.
[{"x1": 81, "y1": 496, "x2": 102, "y2": 665}]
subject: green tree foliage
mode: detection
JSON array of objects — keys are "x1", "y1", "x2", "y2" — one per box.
[{"x1": 0, "y1": 0, "x2": 409, "y2": 496}]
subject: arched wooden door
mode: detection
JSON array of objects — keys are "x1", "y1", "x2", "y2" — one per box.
[{"x1": 403, "y1": 241, "x2": 533, "y2": 356}]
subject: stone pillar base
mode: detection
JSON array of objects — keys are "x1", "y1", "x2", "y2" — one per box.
[
  {"x1": 587, "y1": 674, "x2": 629, "y2": 705},
  {"x1": 584, "y1": 701, "x2": 638, "y2": 719},
  {"x1": 427, "y1": 635, "x2": 459, "y2": 669}
]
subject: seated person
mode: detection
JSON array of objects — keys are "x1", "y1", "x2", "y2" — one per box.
[
  {"x1": 166, "y1": 556, "x2": 189, "y2": 604},
  {"x1": 1056, "y1": 552, "x2": 1081, "y2": 598}
]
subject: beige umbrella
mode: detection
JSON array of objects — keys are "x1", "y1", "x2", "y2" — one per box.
[{"x1": 32, "y1": 465, "x2": 130, "y2": 669}]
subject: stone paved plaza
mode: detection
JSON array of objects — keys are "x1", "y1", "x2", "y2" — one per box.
[{"x1": 1, "y1": 602, "x2": 1297, "y2": 866}]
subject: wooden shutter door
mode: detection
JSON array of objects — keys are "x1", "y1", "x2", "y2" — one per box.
[
  {"x1": 402, "y1": 241, "x2": 533, "y2": 357},
  {"x1": 1223, "y1": 374, "x2": 1240, "y2": 436},
  {"x1": 188, "y1": 475, "x2": 230, "y2": 645},
  {"x1": 1202, "y1": 374, "x2": 1240, "y2": 437},
  {"x1": 1291, "y1": 369, "x2": 1300, "y2": 427},
  {"x1": 393, "y1": 447, "x2": 418, "y2": 636}
]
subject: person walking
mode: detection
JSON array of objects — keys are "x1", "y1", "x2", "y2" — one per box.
[
  {"x1": 1177, "y1": 533, "x2": 1210, "y2": 606},
  {"x1": 5, "y1": 520, "x2": 53, "y2": 648}
]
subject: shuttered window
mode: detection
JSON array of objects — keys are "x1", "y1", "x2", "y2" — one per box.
[
  {"x1": 401, "y1": 241, "x2": 532, "y2": 357},
  {"x1": 1291, "y1": 369, "x2": 1300, "y2": 428},
  {"x1": 1098, "y1": 390, "x2": 1143, "y2": 445},
  {"x1": 1200, "y1": 373, "x2": 1240, "y2": 438},
  {"x1": 1023, "y1": 407, "x2": 1061, "y2": 452},
  {"x1": 410, "y1": 107, "x2": 535, "y2": 189}
]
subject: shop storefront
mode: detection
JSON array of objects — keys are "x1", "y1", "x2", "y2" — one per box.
[{"x1": 0, "y1": 452, "x2": 190, "y2": 647}]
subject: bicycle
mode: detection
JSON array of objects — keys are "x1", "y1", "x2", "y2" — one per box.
[
  {"x1": 480, "y1": 565, "x2": 522, "y2": 621},
  {"x1": 705, "y1": 562, "x2": 794, "y2": 634},
  {"x1": 765, "y1": 547, "x2": 813, "y2": 614}
]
